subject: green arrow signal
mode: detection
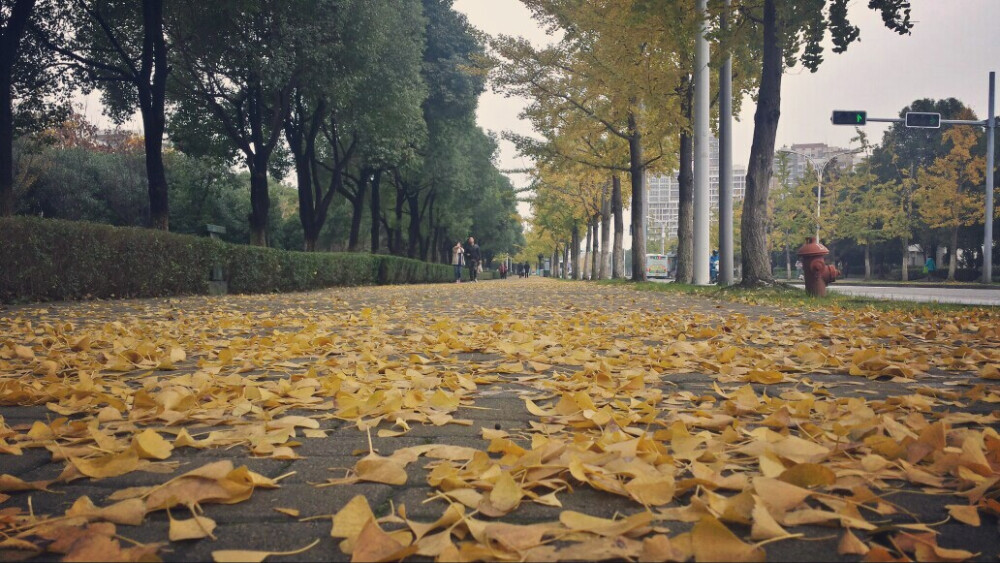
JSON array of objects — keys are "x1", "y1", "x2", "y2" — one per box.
[{"x1": 832, "y1": 110, "x2": 867, "y2": 126}]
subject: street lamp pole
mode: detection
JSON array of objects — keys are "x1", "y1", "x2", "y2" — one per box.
[{"x1": 777, "y1": 148, "x2": 860, "y2": 244}]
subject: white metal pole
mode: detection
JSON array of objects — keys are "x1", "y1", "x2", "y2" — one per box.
[
  {"x1": 693, "y1": 0, "x2": 711, "y2": 285},
  {"x1": 719, "y1": 0, "x2": 734, "y2": 285},
  {"x1": 816, "y1": 168, "x2": 822, "y2": 243},
  {"x1": 985, "y1": 71, "x2": 995, "y2": 283}
]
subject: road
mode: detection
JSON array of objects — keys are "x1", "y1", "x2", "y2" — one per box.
[
  {"x1": 791, "y1": 282, "x2": 1000, "y2": 306},
  {"x1": 649, "y1": 277, "x2": 999, "y2": 306}
]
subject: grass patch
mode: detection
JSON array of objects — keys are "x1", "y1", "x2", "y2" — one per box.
[{"x1": 596, "y1": 279, "x2": 986, "y2": 313}]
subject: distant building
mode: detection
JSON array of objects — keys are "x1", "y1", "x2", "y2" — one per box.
[
  {"x1": 647, "y1": 135, "x2": 746, "y2": 243},
  {"x1": 771, "y1": 142, "x2": 857, "y2": 188}
]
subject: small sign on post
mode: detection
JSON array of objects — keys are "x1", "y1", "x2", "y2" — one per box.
[{"x1": 206, "y1": 224, "x2": 227, "y2": 239}]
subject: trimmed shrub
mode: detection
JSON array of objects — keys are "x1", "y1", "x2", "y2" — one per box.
[{"x1": 1, "y1": 217, "x2": 454, "y2": 303}]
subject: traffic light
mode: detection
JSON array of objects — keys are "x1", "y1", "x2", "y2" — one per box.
[
  {"x1": 905, "y1": 112, "x2": 941, "y2": 128},
  {"x1": 831, "y1": 110, "x2": 867, "y2": 125}
]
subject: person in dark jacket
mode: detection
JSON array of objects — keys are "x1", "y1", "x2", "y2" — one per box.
[{"x1": 464, "y1": 237, "x2": 481, "y2": 282}]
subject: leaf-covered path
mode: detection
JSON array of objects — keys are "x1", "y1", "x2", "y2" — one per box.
[{"x1": 1, "y1": 278, "x2": 998, "y2": 561}]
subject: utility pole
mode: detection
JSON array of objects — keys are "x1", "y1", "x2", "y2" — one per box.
[
  {"x1": 718, "y1": 0, "x2": 734, "y2": 286},
  {"x1": 984, "y1": 72, "x2": 995, "y2": 283},
  {"x1": 693, "y1": 0, "x2": 711, "y2": 285}
]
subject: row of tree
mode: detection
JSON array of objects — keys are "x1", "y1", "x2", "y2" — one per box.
[
  {"x1": 1, "y1": 0, "x2": 523, "y2": 261},
  {"x1": 773, "y1": 98, "x2": 997, "y2": 282},
  {"x1": 486, "y1": 0, "x2": 916, "y2": 284}
]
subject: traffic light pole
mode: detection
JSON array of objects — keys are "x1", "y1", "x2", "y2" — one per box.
[
  {"x1": 984, "y1": 71, "x2": 995, "y2": 284},
  {"x1": 833, "y1": 71, "x2": 997, "y2": 284}
]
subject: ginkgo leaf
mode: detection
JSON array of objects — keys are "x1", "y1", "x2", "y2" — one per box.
[
  {"x1": 355, "y1": 455, "x2": 408, "y2": 486},
  {"x1": 750, "y1": 495, "x2": 789, "y2": 540},
  {"x1": 483, "y1": 471, "x2": 523, "y2": 515},
  {"x1": 777, "y1": 463, "x2": 836, "y2": 488},
  {"x1": 752, "y1": 477, "x2": 813, "y2": 514},
  {"x1": 212, "y1": 539, "x2": 320, "y2": 563},
  {"x1": 66, "y1": 496, "x2": 146, "y2": 526},
  {"x1": 837, "y1": 529, "x2": 870, "y2": 555},
  {"x1": 691, "y1": 516, "x2": 765, "y2": 562},
  {"x1": 350, "y1": 518, "x2": 417, "y2": 562},
  {"x1": 945, "y1": 504, "x2": 980, "y2": 527},
  {"x1": 70, "y1": 449, "x2": 140, "y2": 479},
  {"x1": 133, "y1": 429, "x2": 174, "y2": 460},
  {"x1": 624, "y1": 474, "x2": 675, "y2": 506},
  {"x1": 169, "y1": 514, "x2": 217, "y2": 541},
  {"x1": 332, "y1": 495, "x2": 376, "y2": 539},
  {"x1": 559, "y1": 510, "x2": 652, "y2": 537}
]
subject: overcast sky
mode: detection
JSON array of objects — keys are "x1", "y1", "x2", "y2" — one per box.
[{"x1": 454, "y1": 0, "x2": 1000, "y2": 196}]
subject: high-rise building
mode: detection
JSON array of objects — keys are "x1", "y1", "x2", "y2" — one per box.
[{"x1": 647, "y1": 136, "x2": 746, "y2": 247}]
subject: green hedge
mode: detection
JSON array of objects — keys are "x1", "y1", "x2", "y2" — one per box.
[{"x1": 0, "y1": 217, "x2": 456, "y2": 302}]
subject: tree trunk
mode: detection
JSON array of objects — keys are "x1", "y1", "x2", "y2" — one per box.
[
  {"x1": 571, "y1": 223, "x2": 581, "y2": 280},
  {"x1": 142, "y1": 110, "x2": 169, "y2": 230},
  {"x1": 612, "y1": 174, "x2": 624, "y2": 278},
  {"x1": 393, "y1": 178, "x2": 405, "y2": 255},
  {"x1": 583, "y1": 220, "x2": 593, "y2": 279},
  {"x1": 591, "y1": 218, "x2": 599, "y2": 280},
  {"x1": 948, "y1": 227, "x2": 958, "y2": 281},
  {"x1": 407, "y1": 193, "x2": 420, "y2": 259},
  {"x1": 0, "y1": 72, "x2": 13, "y2": 217},
  {"x1": 248, "y1": 154, "x2": 270, "y2": 247},
  {"x1": 0, "y1": 0, "x2": 36, "y2": 217},
  {"x1": 139, "y1": 0, "x2": 169, "y2": 230},
  {"x1": 676, "y1": 128, "x2": 694, "y2": 284},
  {"x1": 421, "y1": 192, "x2": 435, "y2": 261},
  {"x1": 295, "y1": 155, "x2": 318, "y2": 250},
  {"x1": 864, "y1": 244, "x2": 871, "y2": 280},
  {"x1": 370, "y1": 171, "x2": 382, "y2": 253},
  {"x1": 901, "y1": 235, "x2": 909, "y2": 281},
  {"x1": 600, "y1": 188, "x2": 612, "y2": 279},
  {"x1": 348, "y1": 178, "x2": 366, "y2": 251},
  {"x1": 740, "y1": 0, "x2": 782, "y2": 286},
  {"x1": 784, "y1": 242, "x2": 791, "y2": 279},
  {"x1": 628, "y1": 108, "x2": 646, "y2": 281}
]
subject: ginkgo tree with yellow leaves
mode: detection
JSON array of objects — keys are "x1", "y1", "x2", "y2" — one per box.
[
  {"x1": 486, "y1": 0, "x2": 684, "y2": 281},
  {"x1": 529, "y1": 159, "x2": 610, "y2": 279},
  {"x1": 914, "y1": 108, "x2": 986, "y2": 281},
  {"x1": 507, "y1": 105, "x2": 633, "y2": 280}
]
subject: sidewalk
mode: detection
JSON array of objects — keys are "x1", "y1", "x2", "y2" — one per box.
[{"x1": 1, "y1": 278, "x2": 998, "y2": 561}]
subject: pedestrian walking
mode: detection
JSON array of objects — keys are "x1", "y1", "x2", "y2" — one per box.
[
  {"x1": 709, "y1": 250, "x2": 719, "y2": 284},
  {"x1": 795, "y1": 258, "x2": 803, "y2": 280},
  {"x1": 451, "y1": 241, "x2": 465, "y2": 283},
  {"x1": 465, "y1": 237, "x2": 481, "y2": 282},
  {"x1": 924, "y1": 256, "x2": 936, "y2": 278}
]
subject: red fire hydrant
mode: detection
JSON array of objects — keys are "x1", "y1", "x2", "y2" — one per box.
[{"x1": 798, "y1": 238, "x2": 839, "y2": 297}]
